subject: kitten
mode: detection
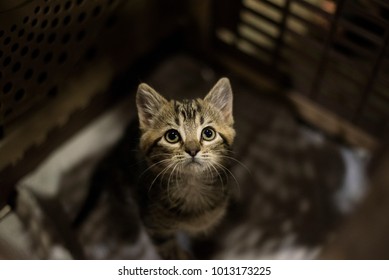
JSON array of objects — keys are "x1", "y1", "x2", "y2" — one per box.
[
  {"x1": 135, "y1": 77, "x2": 235, "y2": 258},
  {"x1": 74, "y1": 78, "x2": 236, "y2": 259}
]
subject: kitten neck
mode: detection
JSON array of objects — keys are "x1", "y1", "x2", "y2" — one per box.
[{"x1": 159, "y1": 170, "x2": 228, "y2": 213}]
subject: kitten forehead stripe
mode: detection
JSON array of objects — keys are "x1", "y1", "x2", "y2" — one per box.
[
  {"x1": 174, "y1": 117, "x2": 180, "y2": 126},
  {"x1": 195, "y1": 99, "x2": 202, "y2": 112},
  {"x1": 200, "y1": 116, "x2": 204, "y2": 125},
  {"x1": 174, "y1": 100, "x2": 180, "y2": 114}
]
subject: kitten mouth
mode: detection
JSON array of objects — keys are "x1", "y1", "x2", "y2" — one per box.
[
  {"x1": 186, "y1": 158, "x2": 202, "y2": 167},
  {"x1": 190, "y1": 160, "x2": 202, "y2": 166}
]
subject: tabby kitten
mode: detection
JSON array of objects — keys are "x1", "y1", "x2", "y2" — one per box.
[{"x1": 135, "y1": 77, "x2": 235, "y2": 259}]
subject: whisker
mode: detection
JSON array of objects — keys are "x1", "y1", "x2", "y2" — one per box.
[
  {"x1": 207, "y1": 162, "x2": 225, "y2": 193},
  {"x1": 217, "y1": 155, "x2": 252, "y2": 175},
  {"x1": 176, "y1": 162, "x2": 183, "y2": 192},
  {"x1": 212, "y1": 161, "x2": 241, "y2": 195},
  {"x1": 148, "y1": 153, "x2": 176, "y2": 159},
  {"x1": 207, "y1": 148, "x2": 252, "y2": 175},
  {"x1": 139, "y1": 158, "x2": 171, "y2": 179},
  {"x1": 148, "y1": 162, "x2": 176, "y2": 192},
  {"x1": 167, "y1": 162, "x2": 180, "y2": 204}
]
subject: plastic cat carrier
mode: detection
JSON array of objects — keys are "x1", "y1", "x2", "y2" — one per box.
[{"x1": 0, "y1": 0, "x2": 388, "y2": 259}]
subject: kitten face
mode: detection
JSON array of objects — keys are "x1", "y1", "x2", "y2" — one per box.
[{"x1": 136, "y1": 78, "x2": 235, "y2": 177}]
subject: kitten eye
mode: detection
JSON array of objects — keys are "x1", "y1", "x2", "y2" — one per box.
[
  {"x1": 202, "y1": 127, "x2": 216, "y2": 141},
  {"x1": 164, "y1": 129, "x2": 181, "y2": 144}
]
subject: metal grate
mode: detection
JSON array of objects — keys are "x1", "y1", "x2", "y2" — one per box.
[{"x1": 213, "y1": 0, "x2": 389, "y2": 139}]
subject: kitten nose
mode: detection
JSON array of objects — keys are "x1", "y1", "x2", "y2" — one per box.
[
  {"x1": 185, "y1": 141, "x2": 200, "y2": 157},
  {"x1": 186, "y1": 148, "x2": 200, "y2": 157}
]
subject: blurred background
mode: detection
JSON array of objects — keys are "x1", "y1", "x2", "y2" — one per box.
[{"x1": 0, "y1": 0, "x2": 388, "y2": 259}]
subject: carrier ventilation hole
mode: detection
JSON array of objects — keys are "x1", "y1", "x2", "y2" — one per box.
[
  {"x1": 20, "y1": 46, "x2": 29, "y2": 57},
  {"x1": 11, "y1": 43, "x2": 19, "y2": 52},
  {"x1": 76, "y1": 30, "x2": 86, "y2": 41},
  {"x1": 84, "y1": 46, "x2": 97, "y2": 61},
  {"x1": 27, "y1": 32, "x2": 34, "y2": 41},
  {"x1": 47, "y1": 33, "x2": 56, "y2": 43},
  {"x1": 18, "y1": 29, "x2": 25, "y2": 37},
  {"x1": 37, "y1": 72, "x2": 48, "y2": 84},
  {"x1": 54, "y1": 5, "x2": 61, "y2": 14},
  {"x1": 31, "y1": 18, "x2": 38, "y2": 27},
  {"x1": 24, "y1": 69, "x2": 34, "y2": 80},
  {"x1": 3, "y1": 82, "x2": 13, "y2": 94},
  {"x1": 51, "y1": 18, "x2": 59, "y2": 28},
  {"x1": 47, "y1": 86, "x2": 58, "y2": 97},
  {"x1": 3, "y1": 56, "x2": 11, "y2": 67},
  {"x1": 64, "y1": 1, "x2": 72, "y2": 11},
  {"x1": 58, "y1": 52, "x2": 68, "y2": 64},
  {"x1": 36, "y1": 33, "x2": 45, "y2": 43},
  {"x1": 14, "y1": 89, "x2": 25, "y2": 102},
  {"x1": 31, "y1": 49, "x2": 40, "y2": 59},
  {"x1": 44, "y1": 52, "x2": 53, "y2": 64},
  {"x1": 3, "y1": 37, "x2": 11, "y2": 45},
  {"x1": 93, "y1": 6, "x2": 102, "y2": 17},
  {"x1": 62, "y1": 33, "x2": 71, "y2": 44},
  {"x1": 41, "y1": 19, "x2": 48, "y2": 29},
  {"x1": 4, "y1": 108, "x2": 13, "y2": 118},
  {"x1": 63, "y1": 15, "x2": 71, "y2": 26},
  {"x1": 12, "y1": 62, "x2": 21, "y2": 73},
  {"x1": 78, "y1": 12, "x2": 87, "y2": 23}
]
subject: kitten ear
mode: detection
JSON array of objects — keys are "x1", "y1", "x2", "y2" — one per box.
[
  {"x1": 136, "y1": 83, "x2": 168, "y2": 129},
  {"x1": 204, "y1": 77, "x2": 233, "y2": 123}
]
